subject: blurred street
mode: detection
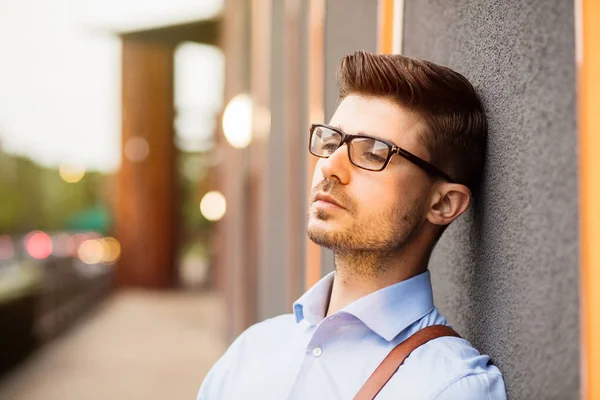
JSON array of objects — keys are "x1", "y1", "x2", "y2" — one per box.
[{"x1": 0, "y1": 289, "x2": 226, "y2": 400}]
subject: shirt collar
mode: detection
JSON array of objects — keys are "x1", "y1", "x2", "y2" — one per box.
[
  {"x1": 293, "y1": 271, "x2": 335, "y2": 325},
  {"x1": 293, "y1": 270, "x2": 435, "y2": 342}
]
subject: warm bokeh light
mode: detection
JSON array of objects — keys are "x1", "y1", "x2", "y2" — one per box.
[
  {"x1": 25, "y1": 231, "x2": 53, "y2": 259},
  {"x1": 124, "y1": 136, "x2": 150, "y2": 162},
  {"x1": 200, "y1": 191, "x2": 226, "y2": 221},
  {"x1": 0, "y1": 235, "x2": 14, "y2": 261},
  {"x1": 59, "y1": 162, "x2": 86, "y2": 183},
  {"x1": 222, "y1": 94, "x2": 253, "y2": 148},
  {"x1": 78, "y1": 239, "x2": 104, "y2": 264},
  {"x1": 101, "y1": 237, "x2": 121, "y2": 263}
]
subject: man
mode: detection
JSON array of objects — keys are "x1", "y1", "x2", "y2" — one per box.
[{"x1": 198, "y1": 51, "x2": 507, "y2": 399}]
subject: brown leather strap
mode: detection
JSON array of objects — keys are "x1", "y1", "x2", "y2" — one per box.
[{"x1": 352, "y1": 325, "x2": 461, "y2": 400}]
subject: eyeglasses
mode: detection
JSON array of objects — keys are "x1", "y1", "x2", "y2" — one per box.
[{"x1": 309, "y1": 124, "x2": 453, "y2": 182}]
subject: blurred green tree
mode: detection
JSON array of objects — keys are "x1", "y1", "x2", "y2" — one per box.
[{"x1": 0, "y1": 149, "x2": 112, "y2": 234}]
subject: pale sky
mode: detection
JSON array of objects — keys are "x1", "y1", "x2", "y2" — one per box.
[{"x1": 0, "y1": 0, "x2": 223, "y2": 172}]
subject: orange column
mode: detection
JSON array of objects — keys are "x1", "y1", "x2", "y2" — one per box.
[
  {"x1": 579, "y1": 0, "x2": 600, "y2": 398},
  {"x1": 116, "y1": 38, "x2": 177, "y2": 288},
  {"x1": 378, "y1": 0, "x2": 395, "y2": 54}
]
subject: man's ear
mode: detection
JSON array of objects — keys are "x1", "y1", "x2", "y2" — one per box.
[{"x1": 426, "y1": 183, "x2": 472, "y2": 226}]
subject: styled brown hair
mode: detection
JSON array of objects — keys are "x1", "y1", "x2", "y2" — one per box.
[{"x1": 337, "y1": 50, "x2": 487, "y2": 191}]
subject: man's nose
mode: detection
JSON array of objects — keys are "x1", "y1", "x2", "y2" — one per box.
[{"x1": 318, "y1": 144, "x2": 351, "y2": 184}]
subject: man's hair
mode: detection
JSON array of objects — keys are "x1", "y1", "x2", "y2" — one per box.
[{"x1": 337, "y1": 51, "x2": 487, "y2": 191}]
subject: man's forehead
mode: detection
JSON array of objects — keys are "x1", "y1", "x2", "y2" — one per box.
[{"x1": 329, "y1": 94, "x2": 426, "y2": 148}]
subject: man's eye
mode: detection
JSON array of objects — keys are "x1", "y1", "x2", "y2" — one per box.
[
  {"x1": 363, "y1": 152, "x2": 386, "y2": 162},
  {"x1": 323, "y1": 143, "x2": 339, "y2": 152}
]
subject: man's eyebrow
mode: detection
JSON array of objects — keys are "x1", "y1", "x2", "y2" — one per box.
[{"x1": 336, "y1": 125, "x2": 389, "y2": 142}]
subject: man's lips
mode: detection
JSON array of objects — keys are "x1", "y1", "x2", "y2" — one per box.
[{"x1": 313, "y1": 193, "x2": 345, "y2": 209}]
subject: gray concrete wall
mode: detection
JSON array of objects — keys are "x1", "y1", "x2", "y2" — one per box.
[
  {"x1": 322, "y1": 0, "x2": 379, "y2": 275},
  {"x1": 403, "y1": 1, "x2": 579, "y2": 399}
]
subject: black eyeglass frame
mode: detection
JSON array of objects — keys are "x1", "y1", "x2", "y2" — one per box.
[{"x1": 309, "y1": 123, "x2": 454, "y2": 182}]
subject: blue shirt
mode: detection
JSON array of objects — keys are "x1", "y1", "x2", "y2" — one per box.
[{"x1": 197, "y1": 270, "x2": 507, "y2": 399}]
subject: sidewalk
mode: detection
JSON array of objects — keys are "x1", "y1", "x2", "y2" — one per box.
[{"x1": 0, "y1": 289, "x2": 227, "y2": 400}]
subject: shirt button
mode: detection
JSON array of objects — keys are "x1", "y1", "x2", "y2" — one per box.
[{"x1": 312, "y1": 347, "x2": 323, "y2": 357}]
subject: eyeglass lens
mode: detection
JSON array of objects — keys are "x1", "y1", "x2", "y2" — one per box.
[{"x1": 310, "y1": 126, "x2": 391, "y2": 171}]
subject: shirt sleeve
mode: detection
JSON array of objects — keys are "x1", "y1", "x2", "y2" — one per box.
[{"x1": 434, "y1": 372, "x2": 507, "y2": 400}]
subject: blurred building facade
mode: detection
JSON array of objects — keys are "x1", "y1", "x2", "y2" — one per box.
[{"x1": 213, "y1": 1, "x2": 597, "y2": 400}]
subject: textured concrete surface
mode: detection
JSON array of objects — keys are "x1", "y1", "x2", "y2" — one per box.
[
  {"x1": 0, "y1": 290, "x2": 226, "y2": 400},
  {"x1": 403, "y1": 1, "x2": 579, "y2": 399}
]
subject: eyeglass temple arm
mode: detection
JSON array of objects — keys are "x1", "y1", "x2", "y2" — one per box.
[{"x1": 393, "y1": 147, "x2": 454, "y2": 183}]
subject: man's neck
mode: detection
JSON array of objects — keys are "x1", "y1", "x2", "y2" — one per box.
[{"x1": 325, "y1": 245, "x2": 430, "y2": 317}]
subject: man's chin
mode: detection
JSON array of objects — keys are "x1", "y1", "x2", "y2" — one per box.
[
  {"x1": 307, "y1": 220, "x2": 343, "y2": 248},
  {"x1": 306, "y1": 228, "x2": 333, "y2": 249}
]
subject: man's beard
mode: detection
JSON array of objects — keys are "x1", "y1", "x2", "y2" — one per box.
[{"x1": 306, "y1": 180, "x2": 424, "y2": 257}]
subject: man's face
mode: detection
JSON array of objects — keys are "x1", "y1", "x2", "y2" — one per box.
[{"x1": 307, "y1": 94, "x2": 435, "y2": 254}]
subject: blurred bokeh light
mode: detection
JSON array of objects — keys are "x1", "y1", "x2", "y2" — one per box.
[
  {"x1": 78, "y1": 238, "x2": 105, "y2": 264},
  {"x1": 200, "y1": 191, "x2": 226, "y2": 221},
  {"x1": 123, "y1": 136, "x2": 150, "y2": 162},
  {"x1": 24, "y1": 231, "x2": 52, "y2": 260},
  {"x1": 101, "y1": 237, "x2": 121, "y2": 263},
  {"x1": 58, "y1": 162, "x2": 86, "y2": 183},
  {"x1": 222, "y1": 94, "x2": 253, "y2": 148}
]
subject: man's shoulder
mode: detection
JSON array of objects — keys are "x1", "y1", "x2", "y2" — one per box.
[
  {"x1": 410, "y1": 333, "x2": 489, "y2": 369},
  {"x1": 400, "y1": 326, "x2": 504, "y2": 392},
  {"x1": 405, "y1": 315, "x2": 500, "y2": 374},
  {"x1": 409, "y1": 309, "x2": 496, "y2": 371},
  {"x1": 385, "y1": 326, "x2": 505, "y2": 399},
  {"x1": 417, "y1": 335, "x2": 506, "y2": 398}
]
